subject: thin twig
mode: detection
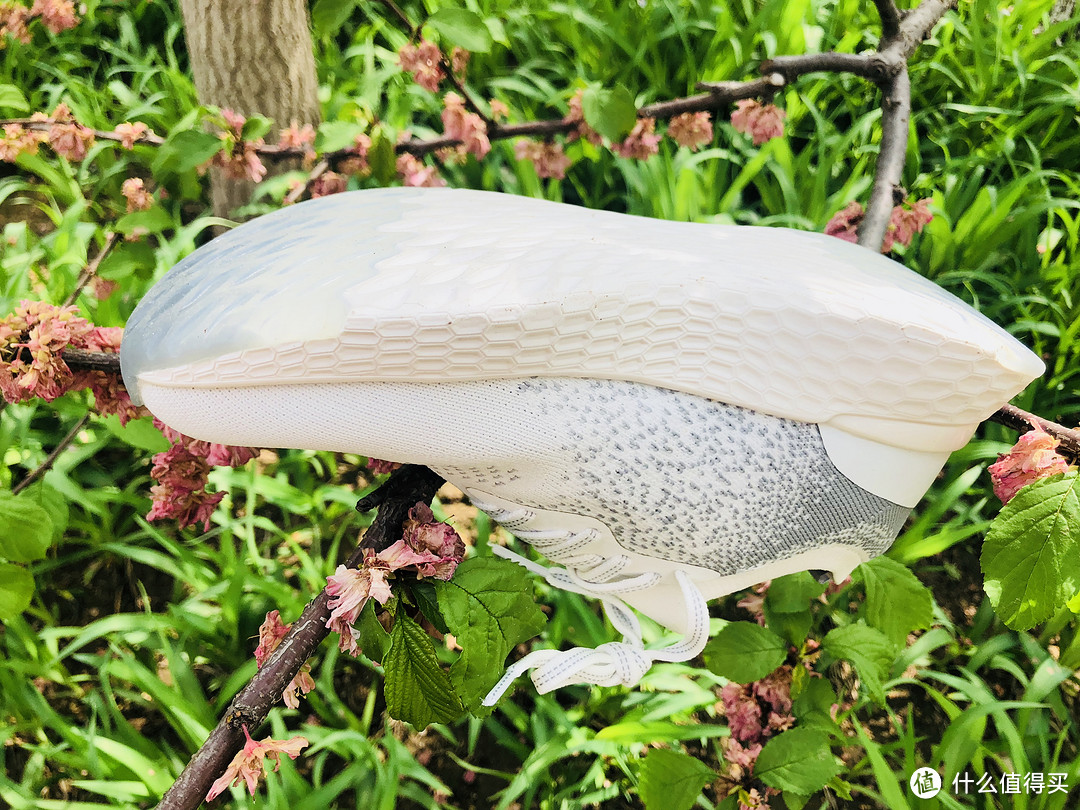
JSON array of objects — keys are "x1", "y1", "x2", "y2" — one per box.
[
  {"x1": 858, "y1": 67, "x2": 911, "y2": 250},
  {"x1": 154, "y1": 464, "x2": 445, "y2": 810},
  {"x1": 989, "y1": 404, "x2": 1080, "y2": 462},
  {"x1": 61, "y1": 348, "x2": 122, "y2": 374},
  {"x1": 12, "y1": 414, "x2": 89, "y2": 495},
  {"x1": 1, "y1": 118, "x2": 164, "y2": 146},
  {"x1": 64, "y1": 231, "x2": 120, "y2": 307},
  {"x1": 872, "y1": 0, "x2": 903, "y2": 39}
]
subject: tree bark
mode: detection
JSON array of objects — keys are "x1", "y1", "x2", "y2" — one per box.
[{"x1": 178, "y1": 0, "x2": 321, "y2": 219}]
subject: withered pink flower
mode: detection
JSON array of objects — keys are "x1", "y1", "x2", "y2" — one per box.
[
  {"x1": 751, "y1": 664, "x2": 793, "y2": 713},
  {"x1": 489, "y1": 99, "x2": 509, "y2": 121},
  {"x1": 30, "y1": 0, "x2": 78, "y2": 34},
  {"x1": 309, "y1": 171, "x2": 347, "y2": 198},
  {"x1": 396, "y1": 153, "x2": 446, "y2": 187},
  {"x1": 205, "y1": 726, "x2": 309, "y2": 801},
  {"x1": 1, "y1": 4, "x2": 32, "y2": 43},
  {"x1": 888, "y1": 197, "x2": 933, "y2": 249},
  {"x1": 667, "y1": 111, "x2": 713, "y2": 150},
  {"x1": 564, "y1": 89, "x2": 602, "y2": 146},
  {"x1": 441, "y1": 92, "x2": 490, "y2": 159},
  {"x1": 738, "y1": 787, "x2": 770, "y2": 810},
  {"x1": 325, "y1": 564, "x2": 393, "y2": 631},
  {"x1": 720, "y1": 681, "x2": 763, "y2": 743},
  {"x1": 989, "y1": 428, "x2": 1071, "y2": 503},
  {"x1": 90, "y1": 277, "x2": 119, "y2": 300},
  {"x1": 397, "y1": 502, "x2": 465, "y2": 580},
  {"x1": 121, "y1": 177, "x2": 152, "y2": 212},
  {"x1": 1, "y1": 124, "x2": 43, "y2": 162},
  {"x1": 514, "y1": 139, "x2": 572, "y2": 180},
  {"x1": 145, "y1": 445, "x2": 223, "y2": 531},
  {"x1": 49, "y1": 121, "x2": 95, "y2": 161},
  {"x1": 0, "y1": 300, "x2": 91, "y2": 403},
  {"x1": 252, "y1": 610, "x2": 315, "y2": 708},
  {"x1": 219, "y1": 107, "x2": 246, "y2": 137},
  {"x1": 722, "y1": 738, "x2": 763, "y2": 770},
  {"x1": 450, "y1": 46, "x2": 469, "y2": 78},
  {"x1": 824, "y1": 201, "x2": 864, "y2": 245},
  {"x1": 398, "y1": 39, "x2": 444, "y2": 92},
  {"x1": 366, "y1": 457, "x2": 401, "y2": 475},
  {"x1": 767, "y1": 711, "x2": 796, "y2": 732},
  {"x1": 612, "y1": 118, "x2": 661, "y2": 160},
  {"x1": 731, "y1": 99, "x2": 785, "y2": 146},
  {"x1": 113, "y1": 121, "x2": 148, "y2": 149}
]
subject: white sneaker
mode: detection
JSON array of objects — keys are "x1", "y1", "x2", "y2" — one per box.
[{"x1": 121, "y1": 188, "x2": 1043, "y2": 702}]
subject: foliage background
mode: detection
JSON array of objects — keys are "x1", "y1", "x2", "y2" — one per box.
[{"x1": 1, "y1": 0, "x2": 1079, "y2": 807}]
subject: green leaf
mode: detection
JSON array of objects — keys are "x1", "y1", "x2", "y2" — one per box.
[
  {"x1": 101, "y1": 414, "x2": 171, "y2": 453},
  {"x1": 637, "y1": 749, "x2": 716, "y2": 810},
  {"x1": 356, "y1": 599, "x2": 390, "y2": 664},
  {"x1": 703, "y1": 622, "x2": 786, "y2": 683},
  {"x1": 0, "y1": 84, "x2": 29, "y2": 113},
  {"x1": 791, "y1": 675, "x2": 838, "y2": 730},
  {"x1": 821, "y1": 623, "x2": 896, "y2": 704},
  {"x1": 314, "y1": 121, "x2": 367, "y2": 154},
  {"x1": 368, "y1": 129, "x2": 397, "y2": 185},
  {"x1": 755, "y1": 728, "x2": 841, "y2": 795},
  {"x1": 382, "y1": 612, "x2": 462, "y2": 728},
  {"x1": 240, "y1": 115, "x2": 273, "y2": 142},
  {"x1": 853, "y1": 557, "x2": 933, "y2": 644},
  {"x1": 435, "y1": 557, "x2": 547, "y2": 709},
  {"x1": 426, "y1": 8, "x2": 493, "y2": 53},
  {"x1": 409, "y1": 579, "x2": 449, "y2": 634},
  {"x1": 767, "y1": 572, "x2": 826, "y2": 612},
  {"x1": 311, "y1": 0, "x2": 358, "y2": 38},
  {"x1": 0, "y1": 564, "x2": 34, "y2": 620},
  {"x1": 115, "y1": 207, "x2": 173, "y2": 237},
  {"x1": 581, "y1": 85, "x2": 637, "y2": 141},
  {"x1": 18, "y1": 482, "x2": 68, "y2": 544},
  {"x1": 0, "y1": 491, "x2": 54, "y2": 562},
  {"x1": 981, "y1": 472, "x2": 1080, "y2": 630},
  {"x1": 152, "y1": 129, "x2": 223, "y2": 175}
]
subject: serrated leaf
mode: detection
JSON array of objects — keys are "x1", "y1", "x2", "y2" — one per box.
[
  {"x1": 382, "y1": 612, "x2": 462, "y2": 728},
  {"x1": 982, "y1": 472, "x2": 1080, "y2": 630},
  {"x1": 435, "y1": 557, "x2": 547, "y2": 709},
  {"x1": 152, "y1": 129, "x2": 223, "y2": 175},
  {"x1": 311, "y1": 0, "x2": 358, "y2": 38},
  {"x1": 703, "y1": 621, "x2": 786, "y2": 683},
  {"x1": 763, "y1": 599, "x2": 811, "y2": 647},
  {"x1": 0, "y1": 564, "x2": 34, "y2": 620},
  {"x1": 821, "y1": 623, "x2": 896, "y2": 704},
  {"x1": 0, "y1": 490, "x2": 54, "y2": 562},
  {"x1": 409, "y1": 579, "x2": 449, "y2": 634},
  {"x1": 368, "y1": 130, "x2": 397, "y2": 185},
  {"x1": 0, "y1": 84, "x2": 29, "y2": 113},
  {"x1": 426, "y1": 8, "x2": 493, "y2": 53},
  {"x1": 767, "y1": 572, "x2": 826, "y2": 612},
  {"x1": 854, "y1": 557, "x2": 933, "y2": 644},
  {"x1": 101, "y1": 414, "x2": 171, "y2": 453},
  {"x1": 638, "y1": 749, "x2": 716, "y2": 810},
  {"x1": 792, "y1": 675, "x2": 838, "y2": 730},
  {"x1": 581, "y1": 85, "x2": 637, "y2": 141},
  {"x1": 356, "y1": 599, "x2": 390, "y2": 664},
  {"x1": 755, "y1": 728, "x2": 841, "y2": 795}
]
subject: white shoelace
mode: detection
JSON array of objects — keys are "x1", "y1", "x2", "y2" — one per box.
[{"x1": 475, "y1": 499, "x2": 711, "y2": 706}]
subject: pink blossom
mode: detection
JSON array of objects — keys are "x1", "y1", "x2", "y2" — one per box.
[
  {"x1": 720, "y1": 682, "x2": 763, "y2": 743},
  {"x1": 396, "y1": 153, "x2": 446, "y2": 187},
  {"x1": 325, "y1": 564, "x2": 393, "y2": 631},
  {"x1": 220, "y1": 108, "x2": 246, "y2": 136},
  {"x1": 397, "y1": 502, "x2": 465, "y2": 580},
  {"x1": 736, "y1": 580, "x2": 770, "y2": 626},
  {"x1": 667, "y1": 111, "x2": 713, "y2": 150},
  {"x1": 441, "y1": 92, "x2": 490, "y2": 159},
  {"x1": 731, "y1": 99, "x2": 785, "y2": 146},
  {"x1": 309, "y1": 171, "x2": 347, "y2": 198},
  {"x1": 514, "y1": 139, "x2": 572, "y2": 180},
  {"x1": 90, "y1": 277, "x2": 118, "y2": 300},
  {"x1": 824, "y1": 201, "x2": 864, "y2": 245},
  {"x1": 122, "y1": 177, "x2": 152, "y2": 212},
  {"x1": 30, "y1": 0, "x2": 77, "y2": 33},
  {"x1": 489, "y1": 99, "x2": 509, "y2": 121},
  {"x1": 206, "y1": 726, "x2": 309, "y2": 801},
  {"x1": 889, "y1": 198, "x2": 933, "y2": 248},
  {"x1": 398, "y1": 39, "x2": 444, "y2": 92},
  {"x1": 767, "y1": 711, "x2": 796, "y2": 732},
  {"x1": 1, "y1": 4, "x2": 31, "y2": 43},
  {"x1": 612, "y1": 118, "x2": 661, "y2": 160},
  {"x1": 0, "y1": 300, "x2": 91, "y2": 403},
  {"x1": 738, "y1": 787, "x2": 769, "y2": 810},
  {"x1": 49, "y1": 121, "x2": 95, "y2": 161},
  {"x1": 113, "y1": 121, "x2": 148, "y2": 149},
  {"x1": 564, "y1": 90, "x2": 602, "y2": 146},
  {"x1": 277, "y1": 122, "x2": 315, "y2": 152},
  {"x1": 203, "y1": 443, "x2": 259, "y2": 467},
  {"x1": 252, "y1": 610, "x2": 315, "y2": 708},
  {"x1": 723, "y1": 738, "x2": 763, "y2": 770},
  {"x1": 366, "y1": 457, "x2": 401, "y2": 475},
  {"x1": 989, "y1": 429, "x2": 1071, "y2": 503},
  {"x1": 145, "y1": 445, "x2": 223, "y2": 531}
]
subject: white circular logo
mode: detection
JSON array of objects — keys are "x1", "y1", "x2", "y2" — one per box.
[{"x1": 910, "y1": 767, "x2": 942, "y2": 798}]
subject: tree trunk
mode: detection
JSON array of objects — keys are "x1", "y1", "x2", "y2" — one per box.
[{"x1": 178, "y1": 0, "x2": 321, "y2": 219}]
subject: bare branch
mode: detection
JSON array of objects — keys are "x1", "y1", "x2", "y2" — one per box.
[
  {"x1": 881, "y1": 0, "x2": 957, "y2": 65},
  {"x1": 11, "y1": 414, "x2": 89, "y2": 495},
  {"x1": 858, "y1": 67, "x2": 910, "y2": 251},
  {"x1": 61, "y1": 348, "x2": 122, "y2": 374},
  {"x1": 2, "y1": 118, "x2": 164, "y2": 146},
  {"x1": 154, "y1": 464, "x2": 446, "y2": 810},
  {"x1": 872, "y1": 0, "x2": 903, "y2": 39},
  {"x1": 64, "y1": 231, "x2": 120, "y2": 307}
]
